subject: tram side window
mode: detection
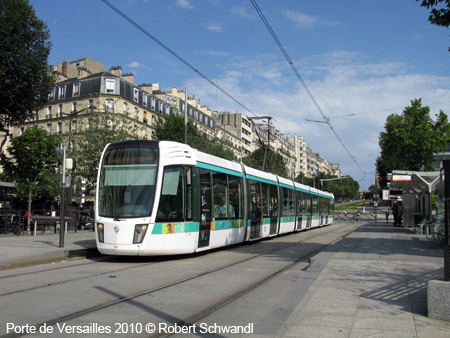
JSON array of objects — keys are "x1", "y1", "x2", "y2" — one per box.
[
  {"x1": 228, "y1": 175, "x2": 242, "y2": 219},
  {"x1": 260, "y1": 183, "x2": 270, "y2": 217},
  {"x1": 312, "y1": 195, "x2": 318, "y2": 215},
  {"x1": 213, "y1": 172, "x2": 228, "y2": 220},
  {"x1": 200, "y1": 169, "x2": 212, "y2": 223},
  {"x1": 270, "y1": 184, "x2": 278, "y2": 217},
  {"x1": 156, "y1": 166, "x2": 192, "y2": 222},
  {"x1": 282, "y1": 187, "x2": 295, "y2": 217},
  {"x1": 305, "y1": 194, "x2": 312, "y2": 215},
  {"x1": 250, "y1": 180, "x2": 261, "y2": 220},
  {"x1": 296, "y1": 190, "x2": 304, "y2": 216}
]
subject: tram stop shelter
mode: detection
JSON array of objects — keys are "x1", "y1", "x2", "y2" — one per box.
[{"x1": 387, "y1": 170, "x2": 440, "y2": 229}]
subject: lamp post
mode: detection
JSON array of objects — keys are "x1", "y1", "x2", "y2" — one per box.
[
  {"x1": 55, "y1": 144, "x2": 67, "y2": 248},
  {"x1": 248, "y1": 116, "x2": 273, "y2": 171},
  {"x1": 55, "y1": 104, "x2": 96, "y2": 247}
]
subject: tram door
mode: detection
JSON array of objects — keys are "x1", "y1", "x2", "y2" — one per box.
[
  {"x1": 249, "y1": 180, "x2": 261, "y2": 239},
  {"x1": 269, "y1": 184, "x2": 278, "y2": 235},
  {"x1": 198, "y1": 169, "x2": 211, "y2": 248}
]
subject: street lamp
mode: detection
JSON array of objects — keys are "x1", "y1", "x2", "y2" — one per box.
[{"x1": 55, "y1": 105, "x2": 96, "y2": 247}]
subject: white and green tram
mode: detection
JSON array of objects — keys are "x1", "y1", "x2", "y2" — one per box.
[{"x1": 95, "y1": 140, "x2": 334, "y2": 256}]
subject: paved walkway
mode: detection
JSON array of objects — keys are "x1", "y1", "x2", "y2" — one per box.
[
  {"x1": 280, "y1": 222, "x2": 450, "y2": 338},
  {"x1": 0, "y1": 222, "x2": 449, "y2": 337},
  {"x1": 0, "y1": 230, "x2": 97, "y2": 270}
]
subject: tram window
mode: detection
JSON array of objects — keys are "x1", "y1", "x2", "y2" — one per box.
[
  {"x1": 156, "y1": 166, "x2": 190, "y2": 222},
  {"x1": 283, "y1": 187, "x2": 295, "y2": 217},
  {"x1": 296, "y1": 191, "x2": 303, "y2": 216},
  {"x1": 249, "y1": 180, "x2": 261, "y2": 220},
  {"x1": 260, "y1": 183, "x2": 270, "y2": 217},
  {"x1": 305, "y1": 195, "x2": 311, "y2": 215},
  {"x1": 228, "y1": 175, "x2": 242, "y2": 219},
  {"x1": 185, "y1": 167, "x2": 193, "y2": 221},
  {"x1": 270, "y1": 184, "x2": 278, "y2": 217},
  {"x1": 213, "y1": 172, "x2": 228, "y2": 220},
  {"x1": 312, "y1": 196, "x2": 318, "y2": 215},
  {"x1": 200, "y1": 169, "x2": 212, "y2": 223}
]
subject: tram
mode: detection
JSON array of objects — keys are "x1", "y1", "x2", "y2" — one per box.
[{"x1": 95, "y1": 140, "x2": 334, "y2": 256}]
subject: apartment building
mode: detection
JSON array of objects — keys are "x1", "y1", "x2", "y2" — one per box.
[{"x1": 3, "y1": 56, "x2": 341, "y2": 180}]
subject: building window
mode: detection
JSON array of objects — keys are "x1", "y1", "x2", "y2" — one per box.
[
  {"x1": 47, "y1": 124, "x2": 52, "y2": 135},
  {"x1": 57, "y1": 122, "x2": 62, "y2": 135},
  {"x1": 105, "y1": 99, "x2": 114, "y2": 113},
  {"x1": 72, "y1": 102, "x2": 77, "y2": 113},
  {"x1": 73, "y1": 82, "x2": 80, "y2": 97},
  {"x1": 143, "y1": 93, "x2": 148, "y2": 106},
  {"x1": 46, "y1": 106, "x2": 52, "y2": 119},
  {"x1": 49, "y1": 87, "x2": 56, "y2": 101},
  {"x1": 134, "y1": 107, "x2": 138, "y2": 119},
  {"x1": 58, "y1": 86, "x2": 65, "y2": 99},
  {"x1": 106, "y1": 79, "x2": 115, "y2": 94},
  {"x1": 58, "y1": 104, "x2": 63, "y2": 117},
  {"x1": 88, "y1": 99, "x2": 94, "y2": 109},
  {"x1": 133, "y1": 88, "x2": 139, "y2": 103},
  {"x1": 143, "y1": 111, "x2": 148, "y2": 124},
  {"x1": 123, "y1": 102, "x2": 128, "y2": 115},
  {"x1": 151, "y1": 97, "x2": 156, "y2": 111}
]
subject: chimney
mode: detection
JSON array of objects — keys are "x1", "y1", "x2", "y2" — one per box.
[{"x1": 62, "y1": 60, "x2": 67, "y2": 76}]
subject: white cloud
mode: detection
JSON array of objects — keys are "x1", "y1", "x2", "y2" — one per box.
[
  {"x1": 127, "y1": 61, "x2": 152, "y2": 72},
  {"x1": 230, "y1": 6, "x2": 254, "y2": 19},
  {"x1": 207, "y1": 22, "x2": 222, "y2": 33},
  {"x1": 283, "y1": 10, "x2": 339, "y2": 29},
  {"x1": 175, "y1": 0, "x2": 194, "y2": 9}
]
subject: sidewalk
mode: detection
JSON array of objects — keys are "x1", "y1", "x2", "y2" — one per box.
[
  {"x1": 280, "y1": 221, "x2": 450, "y2": 338},
  {"x1": 0, "y1": 230, "x2": 98, "y2": 270}
]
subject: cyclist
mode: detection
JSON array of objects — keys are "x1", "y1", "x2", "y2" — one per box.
[
  {"x1": 341, "y1": 209, "x2": 347, "y2": 221},
  {"x1": 354, "y1": 208, "x2": 360, "y2": 222}
]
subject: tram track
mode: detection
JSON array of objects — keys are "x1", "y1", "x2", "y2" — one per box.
[
  {"x1": 0, "y1": 223, "x2": 337, "y2": 297},
  {"x1": 1, "y1": 222, "x2": 362, "y2": 338}
]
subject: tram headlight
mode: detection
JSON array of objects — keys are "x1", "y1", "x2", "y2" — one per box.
[
  {"x1": 133, "y1": 224, "x2": 148, "y2": 244},
  {"x1": 97, "y1": 223, "x2": 104, "y2": 243}
]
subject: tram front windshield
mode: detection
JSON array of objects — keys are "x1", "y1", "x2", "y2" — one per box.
[{"x1": 98, "y1": 144, "x2": 159, "y2": 218}]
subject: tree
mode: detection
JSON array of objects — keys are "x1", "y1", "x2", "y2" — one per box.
[
  {"x1": 68, "y1": 110, "x2": 142, "y2": 194},
  {"x1": 0, "y1": 0, "x2": 54, "y2": 148},
  {"x1": 243, "y1": 147, "x2": 288, "y2": 178},
  {"x1": 419, "y1": 0, "x2": 450, "y2": 50},
  {"x1": 0, "y1": 126, "x2": 62, "y2": 232},
  {"x1": 154, "y1": 113, "x2": 237, "y2": 161},
  {"x1": 376, "y1": 98, "x2": 450, "y2": 187}
]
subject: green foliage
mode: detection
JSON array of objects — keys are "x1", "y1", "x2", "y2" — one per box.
[
  {"x1": 154, "y1": 113, "x2": 237, "y2": 161},
  {"x1": 68, "y1": 110, "x2": 142, "y2": 192},
  {"x1": 294, "y1": 172, "x2": 359, "y2": 200},
  {"x1": 419, "y1": 0, "x2": 450, "y2": 50},
  {"x1": 0, "y1": 125, "x2": 62, "y2": 207},
  {"x1": 0, "y1": 0, "x2": 54, "y2": 134},
  {"x1": 377, "y1": 98, "x2": 450, "y2": 187},
  {"x1": 242, "y1": 147, "x2": 288, "y2": 178}
]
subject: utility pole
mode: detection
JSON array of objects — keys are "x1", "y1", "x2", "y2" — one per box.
[{"x1": 248, "y1": 116, "x2": 273, "y2": 171}]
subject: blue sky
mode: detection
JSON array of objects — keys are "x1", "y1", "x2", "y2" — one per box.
[{"x1": 31, "y1": 0, "x2": 450, "y2": 190}]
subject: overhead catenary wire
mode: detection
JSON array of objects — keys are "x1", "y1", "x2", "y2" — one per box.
[
  {"x1": 101, "y1": 0, "x2": 258, "y2": 118},
  {"x1": 250, "y1": 0, "x2": 366, "y2": 178}
]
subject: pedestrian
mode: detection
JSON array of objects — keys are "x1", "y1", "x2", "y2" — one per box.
[
  {"x1": 392, "y1": 201, "x2": 398, "y2": 226},
  {"x1": 397, "y1": 202, "x2": 403, "y2": 227}
]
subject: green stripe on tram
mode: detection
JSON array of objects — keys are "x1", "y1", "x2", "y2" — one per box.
[
  {"x1": 152, "y1": 222, "x2": 199, "y2": 234},
  {"x1": 197, "y1": 161, "x2": 243, "y2": 177}
]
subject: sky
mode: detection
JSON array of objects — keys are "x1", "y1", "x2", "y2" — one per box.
[{"x1": 30, "y1": 0, "x2": 450, "y2": 190}]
